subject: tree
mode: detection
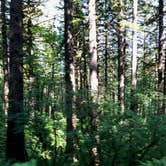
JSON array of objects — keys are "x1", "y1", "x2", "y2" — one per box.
[
  {"x1": 158, "y1": 0, "x2": 164, "y2": 113},
  {"x1": 88, "y1": 0, "x2": 99, "y2": 165},
  {"x1": 6, "y1": 0, "x2": 27, "y2": 162},
  {"x1": 25, "y1": 0, "x2": 35, "y2": 118},
  {"x1": 118, "y1": 0, "x2": 126, "y2": 112},
  {"x1": 64, "y1": 0, "x2": 77, "y2": 161},
  {"x1": 131, "y1": 0, "x2": 138, "y2": 112},
  {"x1": 1, "y1": 0, "x2": 9, "y2": 116},
  {"x1": 103, "y1": 0, "x2": 108, "y2": 95}
]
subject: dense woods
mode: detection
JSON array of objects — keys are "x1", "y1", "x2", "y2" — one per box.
[{"x1": 0, "y1": 0, "x2": 166, "y2": 165}]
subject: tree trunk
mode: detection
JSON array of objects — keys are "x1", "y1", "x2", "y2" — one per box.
[
  {"x1": 64, "y1": 0, "x2": 77, "y2": 161},
  {"x1": 104, "y1": 0, "x2": 109, "y2": 96},
  {"x1": 164, "y1": 51, "x2": 166, "y2": 113},
  {"x1": 82, "y1": 26, "x2": 88, "y2": 90},
  {"x1": 1, "y1": 0, "x2": 9, "y2": 116},
  {"x1": 131, "y1": 0, "x2": 138, "y2": 112},
  {"x1": 88, "y1": 0, "x2": 99, "y2": 165},
  {"x1": 118, "y1": 0, "x2": 125, "y2": 112},
  {"x1": 158, "y1": 0, "x2": 164, "y2": 113},
  {"x1": 104, "y1": 23, "x2": 108, "y2": 95},
  {"x1": 27, "y1": 0, "x2": 35, "y2": 119},
  {"x1": 6, "y1": 0, "x2": 27, "y2": 162},
  {"x1": 129, "y1": 1, "x2": 138, "y2": 165}
]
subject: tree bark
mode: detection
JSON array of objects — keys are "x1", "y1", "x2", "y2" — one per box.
[
  {"x1": 6, "y1": 0, "x2": 27, "y2": 162},
  {"x1": 158, "y1": 0, "x2": 164, "y2": 113},
  {"x1": 82, "y1": 26, "x2": 88, "y2": 90},
  {"x1": 164, "y1": 51, "x2": 166, "y2": 113},
  {"x1": 118, "y1": 0, "x2": 125, "y2": 112},
  {"x1": 27, "y1": 0, "x2": 35, "y2": 119},
  {"x1": 1, "y1": 0, "x2": 9, "y2": 116},
  {"x1": 88, "y1": 0, "x2": 99, "y2": 165},
  {"x1": 131, "y1": 0, "x2": 138, "y2": 112},
  {"x1": 64, "y1": 0, "x2": 77, "y2": 161},
  {"x1": 104, "y1": 24, "x2": 108, "y2": 95}
]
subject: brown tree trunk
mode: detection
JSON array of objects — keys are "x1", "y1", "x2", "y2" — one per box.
[
  {"x1": 158, "y1": 0, "x2": 164, "y2": 113},
  {"x1": 118, "y1": 0, "x2": 125, "y2": 112},
  {"x1": 88, "y1": 0, "x2": 99, "y2": 165},
  {"x1": 6, "y1": 0, "x2": 27, "y2": 162},
  {"x1": 64, "y1": 0, "x2": 77, "y2": 161},
  {"x1": 131, "y1": 0, "x2": 138, "y2": 112},
  {"x1": 1, "y1": 0, "x2": 9, "y2": 116}
]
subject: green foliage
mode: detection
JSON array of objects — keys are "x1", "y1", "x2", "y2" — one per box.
[
  {"x1": 140, "y1": 157, "x2": 166, "y2": 166},
  {"x1": 11, "y1": 159, "x2": 37, "y2": 166},
  {"x1": 0, "y1": 112, "x2": 6, "y2": 161},
  {"x1": 98, "y1": 100, "x2": 166, "y2": 166},
  {"x1": 25, "y1": 111, "x2": 66, "y2": 163}
]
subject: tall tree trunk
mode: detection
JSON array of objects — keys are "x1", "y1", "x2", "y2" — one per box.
[
  {"x1": 118, "y1": 0, "x2": 125, "y2": 112},
  {"x1": 82, "y1": 26, "x2": 88, "y2": 90},
  {"x1": 129, "y1": 1, "x2": 138, "y2": 165},
  {"x1": 88, "y1": 0, "x2": 99, "y2": 165},
  {"x1": 6, "y1": 0, "x2": 27, "y2": 162},
  {"x1": 104, "y1": 0, "x2": 108, "y2": 95},
  {"x1": 1, "y1": 0, "x2": 9, "y2": 116},
  {"x1": 164, "y1": 51, "x2": 166, "y2": 113},
  {"x1": 158, "y1": 0, "x2": 164, "y2": 113},
  {"x1": 142, "y1": 30, "x2": 147, "y2": 116},
  {"x1": 131, "y1": 0, "x2": 138, "y2": 112},
  {"x1": 27, "y1": 0, "x2": 35, "y2": 119},
  {"x1": 104, "y1": 28, "x2": 108, "y2": 95},
  {"x1": 64, "y1": 0, "x2": 77, "y2": 161}
]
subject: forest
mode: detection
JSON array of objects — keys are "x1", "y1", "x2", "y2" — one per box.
[{"x1": 0, "y1": 0, "x2": 166, "y2": 165}]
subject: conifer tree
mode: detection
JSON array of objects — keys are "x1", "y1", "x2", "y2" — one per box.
[{"x1": 6, "y1": 0, "x2": 27, "y2": 162}]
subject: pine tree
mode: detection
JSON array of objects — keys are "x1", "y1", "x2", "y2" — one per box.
[
  {"x1": 118, "y1": 0, "x2": 126, "y2": 112},
  {"x1": 1, "y1": 0, "x2": 9, "y2": 116},
  {"x1": 64, "y1": 0, "x2": 77, "y2": 161},
  {"x1": 131, "y1": 0, "x2": 138, "y2": 112},
  {"x1": 6, "y1": 0, "x2": 27, "y2": 162},
  {"x1": 88, "y1": 0, "x2": 99, "y2": 165},
  {"x1": 158, "y1": 0, "x2": 164, "y2": 113}
]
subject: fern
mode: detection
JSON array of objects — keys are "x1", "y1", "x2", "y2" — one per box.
[{"x1": 140, "y1": 157, "x2": 166, "y2": 166}]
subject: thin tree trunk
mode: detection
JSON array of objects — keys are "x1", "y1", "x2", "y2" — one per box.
[
  {"x1": 158, "y1": 0, "x2": 164, "y2": 113},
  {"x1": 131, "y1": 0, "x2": 138, "y2": 112},
  {"x1": 88, "y1": 0, "x2": 99, "y2": 165},
  {"x1": 104, "y1": 23, "x2": 108, "y2": 95},
  {"x1": 64, "y1": 0, "x2": 77, "y2": 161},
  {"x1": 142, "y1": 30, "x2": 147, "y2": 116},
  {"x1": 164, "y1": 52, "x2": 166, "y2": 113},
  {"x1": 129, "y1": 1, "x2": 138, "y2": 165},
  {"x1": 104, "y1": 0, "x2": 108, "y2": 95},
  {"x1": 6, "y1": 0, "x2": 27, "y2": 162},
  {"x1": 1, "y1": 0, "x2": 9, "y2": 116},
  {"x1": 27, "y1": 0, "x2": 35, "y2": 119},
  {"x1": 82, "y1": 26, "x2": 88, "y2": 90},
  {"x1": 118, "y1": 0, "x2": 125, "y2": 112}
]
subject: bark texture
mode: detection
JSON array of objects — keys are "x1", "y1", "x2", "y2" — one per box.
[
  {"x1": 158, "y1": 0, "x2": 164, "y2": 113},
  {"x1": 6, "y1": 0, "x2": 27, "y2": 162},
  {"x1": 88, "y1": 0, "x2": 99, "y2": 165},
  {"x1": 64, "y1": 0, "x2": 77, "y2": 160},
  {"x1": 27, "y1": 0, "x2": 35, "y2": 118},
  {"x1": 131, "y1": 0, "x2": 138, "y2": 112},
  {"x1": 1, "y1": 0, "x2": 9, "y2": 116},
  {"x1": 118, "y1": 0, "x2": 125, "y2": 112}
]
